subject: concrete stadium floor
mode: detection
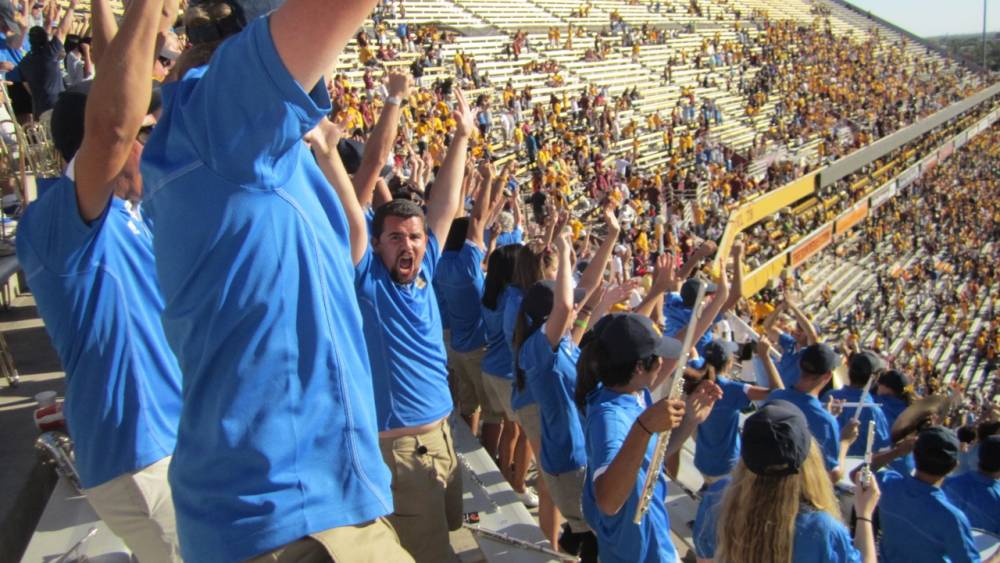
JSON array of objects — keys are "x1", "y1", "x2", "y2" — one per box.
[{"x1": 0, "y1": 290, "x2": 64, "y2": 561}]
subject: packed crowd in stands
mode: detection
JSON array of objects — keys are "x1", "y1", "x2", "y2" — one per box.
[{"x1": 3, "y1": 0, "x2": 998, "y2": 560}]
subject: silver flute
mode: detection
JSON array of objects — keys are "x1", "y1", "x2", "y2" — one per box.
[
  {"x1": 860, "y1": 419, "x2": 876, "y2": 489},
  {"x1": 462, "y1": 524, "x2": 569, "y2": 560},
  {"x1": 633, "y1": 282, "x2": 707, "y2": 524},
  {"x1": 852, "y1": 372, "x2": 879, "y2": 423}
]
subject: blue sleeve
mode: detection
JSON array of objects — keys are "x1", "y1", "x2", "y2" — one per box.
[
  {"x1": 724, "y1": 378, "x2": 751, "y2": 411},
  {"x1": 422, "y1": 232, "x2": 441, "y2": 278},
  {"x1": 779, "y1": 332, "x2": 796, "y2": 354},
  {"x1": 943, "y1": 510, "x2": 981, "y2": 563},
  {"x1": 587, "y1": 407, "x2": 631, "y2": 472},
  {"x1": 174, "y1": 17, "x2": 331, "y2": 185},
  {"x1": 17, "y1": 177, "x2": 111, "y2": 272},
  {"x1": 824, "y1": 516, "x2": 862, "y2": 563},
  {"x1": 354, "y1": 245, "x2": 375, "y2": 293},
  {"x1": 512, "y1": 226, "x2": 523, "y2": 243},
  {"x1": 460, "y1": 241, "x2": 486, "y2": 283},
  {"x1": 819, "y1": 415, "x2": 841, "y2": 471},
  {"x1": 874, "y1": 409, "x2": 892, "y2": 450}
]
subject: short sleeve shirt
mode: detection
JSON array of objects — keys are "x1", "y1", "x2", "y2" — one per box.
[
  {"x1": 17, "y1": 38, "x2": 64, "y2": 116},
  {"x1": 504, "y1": 286, "x2": 536, "y2": 410},
  {"x1": 768, "y1": 388, "x2": 841, "y2": 470},
  {"x1": 16, "y1": 177, "x2": 182, "y2": 489},
  {"x1": 694, "y1": 376, "x2": 750, "y2": 477},
  {"x1": 777, "y1": 332, "x2": 803, "y2": 388},
  {"x1": 435, "y1": 241, "x2": 486, "y2": 352},
  {"x1": 942, "y1": 471, "x2": 1000, "y2": 534},
  {"x1": 140, "y1": 17, "x2": 392, "y2": 561},
  {"x1": 826, "y1": 386, "x2": 891, "y2": 457},
  {"x1": 481, "y1": 289, "x2": 513, "y2": 378}
]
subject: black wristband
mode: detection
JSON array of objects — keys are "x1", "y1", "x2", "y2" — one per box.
[{"x1": 637, "y1": 418, "x2": 653, "y2": 435}]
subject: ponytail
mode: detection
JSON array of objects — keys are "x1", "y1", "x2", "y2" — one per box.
[
  {"x1": 512, "y1": 303, "x2": 543, "y2": 391},
  {"x1": 575, "y1": 339, "x2": 604, "y2": 411}
]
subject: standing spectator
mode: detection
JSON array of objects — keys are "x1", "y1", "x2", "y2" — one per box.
[
  {"x1": 139, "y1": 0, "x2": 409, "y2": 560},
  {"x1": 942, "y1": 436, "x2": 1000, "y2": 534},
  {"x1": 17, "y1": 0, "x2": 76, "y2": 118}
]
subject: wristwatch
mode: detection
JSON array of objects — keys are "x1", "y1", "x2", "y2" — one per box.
[{"x1": 385, "y1": 96, "x2": 402, "y2": 106}]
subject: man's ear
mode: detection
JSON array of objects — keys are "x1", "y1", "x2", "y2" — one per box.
[{"x1": 371, "y1": 236, "x2": 380, "y2": 250}]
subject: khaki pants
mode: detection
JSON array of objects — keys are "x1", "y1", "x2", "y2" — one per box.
[
  {"x1": 452, "y1": 347, "x2": 501, "y2": 423},
  {"x1": 380, "y1": 419, "x2": 463, "y2": 563},
  {"x1": 516, "y1": 404, "x2": 589, "y2": 533},
  {"x1": 481, "y1": 373, "x2": 515, "y2": 421},
  {"x1": 83, "y1": 456, "x2": 181, "y2": 563},
  {"x1": 246, "y1": 518, "x2": 413, "y2": 562}
]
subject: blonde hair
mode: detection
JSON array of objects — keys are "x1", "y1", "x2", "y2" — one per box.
[{"x1": 715, "y1": 441, "x2": 839, "y2": 563}]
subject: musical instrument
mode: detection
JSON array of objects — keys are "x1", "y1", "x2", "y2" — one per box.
[
  {"x1": 852, "y1": 373, "x2": 879, "y2": 423},
  {"x1": 860, "y1": 419, "x2": 875, "y2": 489},
  {"x1": 972, "y1": 528, "x2": 1000, "y2": 561},
  {"x1": 36, "y1": 431, "x2": 81, "y2": 492},
  {"x1": 462, "y1": 524, "x2": 569, "y2": 560},
  {"x1": 633, "y1": 282, "x2": 707, "y2": 524},
  {"x1": 890, "y1": 395, "x2": 949, "y2": 442}
]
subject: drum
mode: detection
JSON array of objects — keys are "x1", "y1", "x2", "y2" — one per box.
[{"x1": 972, "y1": 529, "x2": 1000, "y2": 561}]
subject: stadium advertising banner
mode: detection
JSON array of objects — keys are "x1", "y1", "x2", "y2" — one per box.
[
  {"x1": 869, "y1": 180, "x2": 897, "y2": 210},
  {"x1": 790, "y1": 225, "x2": 833, "y2": 267},
  {"x1": 834, "y1": 200, "x2": 869, "y2": 236},
  {"x1": 729, "y1": 171, "x2": 818, "y2": 231},
  {"x1": 742, "y1": 251, "x2": 789, "y2": 298},
  {"x1": 896, "y1": 164, "x2": 919, "y2": 189}
]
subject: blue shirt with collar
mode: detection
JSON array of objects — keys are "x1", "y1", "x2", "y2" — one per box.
[
  {"x1": 942, "y1": 471, "x2": 1000, "y2": 534},
  {"x1": 583, "y1": 386, "x2": 675, "y2": 563},
  {"x1": 876, "y1": 469, "x2": 981, "y2": 563},
  {"x1": 694, "y1": 376, "x2": 750, "y2": 477},
  {"x1": 777, "y1": 332, "x2": 803, "y2": 388},
  {"x1": 826, "y1": 386, "x2": 891, "y2": 457},
  {"x1": 519, "y1": 327, "x2": 586, "y2": 474},
  {"x1": 481, "y1": 288, "x2": 513, "y2": 378},
  {"x1": 503, "y1": 286, "x2": 536, "y2": 410},
  {"x1": 356, "y1": 232, "x2": 452, "y2": 431},
  {"x1": 768, "y1": 388, "x2": 841, "y2": 470},
  {"x1": 16, "y1": 177, "x2": 182, "y2": 490},
  {"x1": 140, "y1": 17, "x2": 392, "y2": 561},
  {"x1": 435, "y1": 241, "x2": 487, "y2": 352}
]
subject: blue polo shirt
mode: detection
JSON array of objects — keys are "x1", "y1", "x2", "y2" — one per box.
[
  {"x1": 694, "y1": 377, "x2": 750, "y2": 477},
  {"x1": 582, "y1": 386, "x2": 676, "y2": 563},
  {"x1": 662, "y1": 292, "x2": 718, "y2": 353},
  {"x1": 769, "y1": 388, "x2": 841, "y2": 470},
  {"x1": 481, "y1": 289, "x2": 513, "y2": 378},
  {"x1": 356, "y1": 232, "x2": 452, "y2": 430},
  {"x1": 694, "y1": 477, "x2": 860, "y2": 562},
  {"x1": 504, "y1": 286, "x2": 536, "y2": 410},
  {"x1": 435, "y1": 241, "x2": 486, "y2": 352},
  {"x1": 17, "y1": 177, "x2": 182, "y2": 490},
  {"x1": 519, "y1": 327, "x2": 586, "y2": 474},
  {"x1": 943, "y1": 471, "x2": 1000, "y2": 534},
  {"x1": 826, "y1": 386, "x2": 891, "y2": 457},
  {"x1": 875, "y1": 394, "x2": 915, "y2": 475},
  {"x1": 140, "y1": 17, "x2": 392, "y2": 561},
  {"x1": 777, "y1": 332, "x2": 803, "y2": 387},
  {"x1": 693, "y1": 478, "x2": 729, "y2": 559},
  {"x1": 876, "y1": 469, "x2": 981, "y2": 563}
]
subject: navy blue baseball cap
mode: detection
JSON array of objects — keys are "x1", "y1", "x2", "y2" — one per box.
[
  {"x1": 741, "y1": 400, "x2": 812, "y2": 476},
  {"x1": 799, "y1": 343, "x2": 841, "y2": 376}
]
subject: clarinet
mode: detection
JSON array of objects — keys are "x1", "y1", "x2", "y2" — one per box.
[{"x1": 633, "y1": 283, "x2": 708, "y2": 524}]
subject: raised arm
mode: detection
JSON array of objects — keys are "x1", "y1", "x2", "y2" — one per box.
[
  {"x1": 545, "y1": 231, "x2": 574, "y2": 348},
  {"x1": 426, "y1": 89, "x2": 474, "y2": 244},
  {"x1": 355, "y1": 71, "x2": 412, "y2": 207},
  {"x1": 89, "y1": 0, "x2": 118, "y2": 67},
  {"x1": 746, "y1": 335, "x2": 784, "y2": 400},
  {"x1": 786, "y1": 290, "x2": 819, "y2": 345},
  {"x1": 577, "y1": 207, "x2": 621, "y2": 297},
  {"x1": 74, "y1": 0, "x2": 163, "y2": 222},
  {"x1": 635, "y1": 252, "x2": 679, "y2": 318},
  {"x1": 270, "y1": 0, "x2": 381, "y2": 90},
  {"x1": 721, "y1": 241, "x2": 744, "y2": 312},
  {"x1": 53, "y1": 0, "x2": 78, "y2": 45},
  {"x1": 677, "y1": 239, "x2": 717, "y2": 280},
  {"x1": 465, "y1": 162, "x2": 501, "y2": 249},
  {"x1": 307, "y1": 117, "x2": 367, "y2": 265}
]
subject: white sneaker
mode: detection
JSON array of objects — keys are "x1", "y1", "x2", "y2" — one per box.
[{"x1": 516, "y1": 488, "x2": 539, "y2": 508}]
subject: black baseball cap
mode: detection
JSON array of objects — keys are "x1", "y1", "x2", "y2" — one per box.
[
  {"x1": 597, "y1": 313, "x2": 683, "y2": 365},
  {"x1": 741, "y1": 400, "x2": 811, "y2": 476},
  {"x1": 522, "y1": 280, "x2": 586, "y2": 326},
  {"x1": 799, "y1": 343, "x2": 841, "y2": 376},
  {"x1": 979, "y1": 435, "x2": 1000, "y2": 473},
  {"x1": 913, "y1": 426, "x2": 960, "y2": 476},
  {"x1": 848, "y1": 350, "x2": 886, "y2": 384},
  {"x1": 702, "y1": 339, "x2": 738, "y2": 370},
  {"x1": 681, "y1": 277, "x2": 717, "y2": 308},
  {"x1": 878, "y1": 370, "x2": 910, "y2": 396},
  {"x1": 337, "y1": 138, "x2": 365, "y2": 175}
]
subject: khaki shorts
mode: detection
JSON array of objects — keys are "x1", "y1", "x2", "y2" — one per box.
[
  {"x1": 542, "y1": 467, "x2": 589, "y2": 533},
  {"x1": 246, "y1": 518, "x2": 412, "y2": 562},
  {"x1": 379, "y1": 419, "x2": 463, "y2": 563},
  {"x1": 481, "y1": 372, "x2": 516, "y2": 421},
  {"x1": 83, "y1": 456, "x2": 182, "y2": 562},
  {"x1": 452, "y1": 347, "x2": 502, "y2": 423},
  {"x1": 516, "y1": 402, "x2": 542, "y2": 446}
]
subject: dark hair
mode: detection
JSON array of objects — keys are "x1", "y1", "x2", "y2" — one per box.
[
  {"x1": 28, "y1": 26, "x2": 47, "y2": 52},
  {"x1": 575, "y1": 336, "x2": 656, "y2": 412},
  {"x1": 978, "y1": 420, "x2": 1000, "y2": 442},
  {"x1": 50, "y1": 91, "x2": 88, "y2": 161},
  {"x1": 372, "y1": 199, "x2": 425, "y2": 238},
  {"x1": 512, "y1": 244, "x2": 556, "y2": 290},
  {"x1": 482, "y1": 245, "x2": 519, "y2": 310},
  {"x1": 444, "y1": 217, "x2": 469, "y2": 252},
  {"x1": 957, "y1": 425, "x2": 976, "y2": 444},
  {"x1": 512, "y1": 300, "x2": 543, "y2": 392}
]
